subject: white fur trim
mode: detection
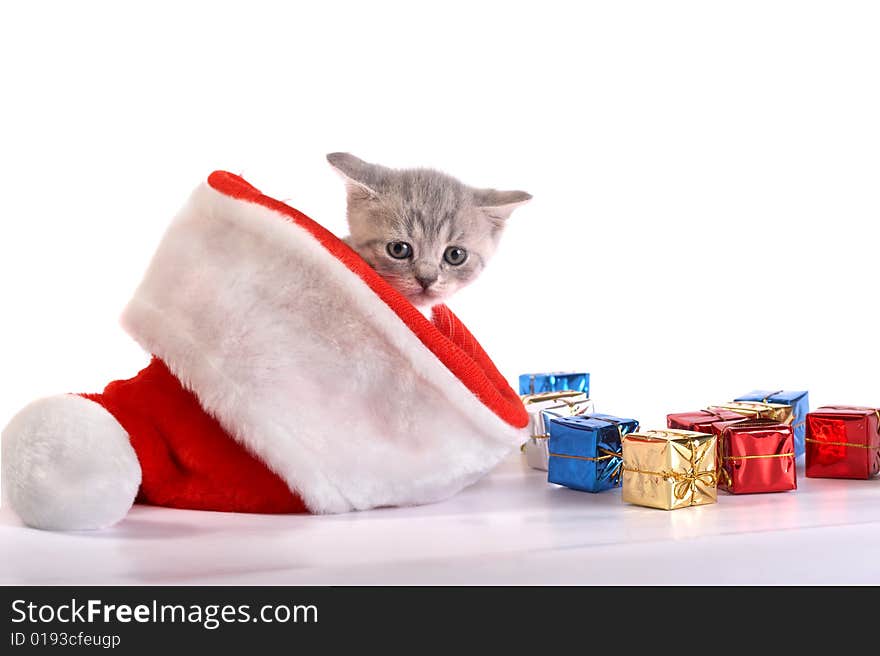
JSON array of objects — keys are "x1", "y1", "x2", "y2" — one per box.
[
  {"x1": 1, "y1": 395, "x2": 141, "y2": 530},
  {"x1": 120, "y1": 182, "x2": 524, "y2": 513}
]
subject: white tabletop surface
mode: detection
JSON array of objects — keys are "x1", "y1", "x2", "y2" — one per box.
[{"x1": 2, "y1": 453, "x2": 878, "y2": 585}]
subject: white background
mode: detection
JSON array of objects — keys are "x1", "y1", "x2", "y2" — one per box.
[{"x1": 2, "y1": 0, "x2": 879, "y2": 435}]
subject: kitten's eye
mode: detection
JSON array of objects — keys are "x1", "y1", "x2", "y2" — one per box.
[
  {"x1": 444, "y1": 246, "x2": 468, "y2": 266},
  {"x1": 386, "y1": 241, "x2": 413, "y2": 259}
]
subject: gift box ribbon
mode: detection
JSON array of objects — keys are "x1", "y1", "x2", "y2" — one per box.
[
  {"x1": 760, "y1": 391, "x2": 808, "y2": 429},
  {"x1": 548, "y1": 417, "x2": 627, "y2": 486},
  {"x1": 717, "y1": 451, "x2": 795, "y2": 486},
  {"x1": 529, "y1": 398, "x2": 594, "y2": 440},
  {"x1": 804, "y1": 439, "x2": 879, "y2": 449},
  {"x1": 722, "y1": 452, "x2": 795, "y2": 461},
  {"x1": 622, "y1": 466, "x2": 717, "y2": 501},
  {"x1": 522, "y1": 391, "x2": 585, "y2": 406},
  {"x1": 623, "y1": 434, "x2": 716, "y2": 502},
  {"x1": 707, "y1": 402, "x2": 788, "y2": 420},
  {"x1": 804, "y1": 407, "x2": 880, "y2": 450},
  {"x1": 701, "y1": 408, "x2": 736, "y2": 420}
]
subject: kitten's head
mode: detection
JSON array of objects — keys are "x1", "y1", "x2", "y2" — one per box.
[{"x1": 327, "y1": 152, "x2": 531, "y2": 306}]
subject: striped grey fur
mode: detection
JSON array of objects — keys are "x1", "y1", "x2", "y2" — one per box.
[{"x1": 327, "y1": 152, "x2": 530, "y2": 307}]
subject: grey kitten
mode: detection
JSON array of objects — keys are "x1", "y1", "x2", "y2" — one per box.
[{"x1": 327, "y1": 152, "x2": 531, "y2": 307}]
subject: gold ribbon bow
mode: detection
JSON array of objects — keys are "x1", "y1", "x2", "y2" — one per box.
[
  {"x1": 592, "y1": 418, "x2": 628, "y2": 486},
  {"x1": 671, "y1": 469, "x2": 717, "y2": 501},
  {"x1": 623, "y1": 434, "x2": 716, "y2": 502},
  {"x1": 672, "y1": 437, "x2": 715, "y2": 501},
  {"x1": 620, "y1": 465, "x2": 717, "y2": 500}
]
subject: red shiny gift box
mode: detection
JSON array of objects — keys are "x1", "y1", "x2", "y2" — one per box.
[
  {"x1": 805, "y1": 406, "x2": 880, "y2": 479},
  {"x1": 667, "y1": 408, "x2": 745, "y2": 433},
  {"x1": 712, "y1": 419, "x2": 797, "y2": 494}
]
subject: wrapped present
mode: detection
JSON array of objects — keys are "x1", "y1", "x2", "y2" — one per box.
[
  {"x1": 547, "y1": 413, "x2": 638, "y2": 492},
  {"x1": 712, "y1": 419, "x2": 797, "y2": 494},
  {"x1": 734, "y1": 390, "x2": 809, "y2": 457},
  {"x1": 708, "y1": 400, "x2": 793, "y2": 425},
  {"x1": 518, "y1": 371, "x2": 589, "y2": 396},
  {"x1": 521, "y1": 391, "x2": 593, "y2": 471},
  {"x1": 805, "y1": 406, "x2": 880, "y2": 479},
  {"x1": 667, "y1": 408, "x2": 746, "y2": 433},
  {"x1": 622, "y1": 429, "x2": 717, "y2": 510}
]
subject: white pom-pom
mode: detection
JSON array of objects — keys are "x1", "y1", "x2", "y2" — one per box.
[{"x1": 1, "y1": 395, "x2": 141, "y2": 530}]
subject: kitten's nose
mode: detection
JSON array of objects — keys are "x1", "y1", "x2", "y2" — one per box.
[{"x1": 415, "y1": 274, "x2": 437, "y2": 290}]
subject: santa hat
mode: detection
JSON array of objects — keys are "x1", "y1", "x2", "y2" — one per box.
[{"x1": 1, "y1": 171, "x2": 528, "y2": 530}]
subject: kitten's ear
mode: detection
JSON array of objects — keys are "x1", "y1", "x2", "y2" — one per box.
[
  {"x1": 473, "y1": 188, "x2": 533, "y2": 224},
  {"x1": 326, "y1": 152, "x2": 385, "y2": 201}
]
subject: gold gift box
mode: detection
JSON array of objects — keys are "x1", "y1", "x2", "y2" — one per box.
[
  {"x1": 708, "y1": 401, "x2": 793, "y2": 425},
  {"x1": 622, "y1": 429, "x2": 717, "y2": 510},
  {"x1": 520, "y1": 390, "x2": 593, "y2": 471}
]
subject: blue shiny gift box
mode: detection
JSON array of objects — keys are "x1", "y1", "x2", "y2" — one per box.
[
  {"x1": 518, "y1": 371, "x2": 590, "y2": 396},
  {"x1": 734, "y1": 390, "x2": 810, "y2": 457},
  {"x1": 547, "y1": 413, "x2": 639, "y2": 492}
]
